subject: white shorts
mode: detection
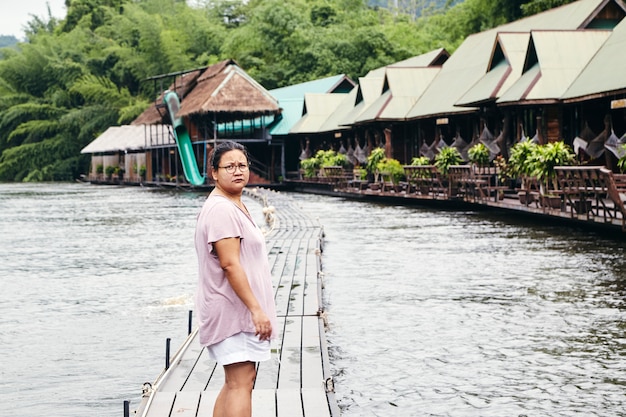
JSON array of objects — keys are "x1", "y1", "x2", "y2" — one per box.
[{"x1": 206, "y1": 331, "x2": 271, "y2": 366}]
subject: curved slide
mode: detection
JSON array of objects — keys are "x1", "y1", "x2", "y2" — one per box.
[{"x1": 163, "y1": 91, "x2": 206, "y2": 186}]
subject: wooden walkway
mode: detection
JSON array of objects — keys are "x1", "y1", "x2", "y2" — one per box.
[{"x1": 132, "y1": 189, "x2": 340, "y2": 417}]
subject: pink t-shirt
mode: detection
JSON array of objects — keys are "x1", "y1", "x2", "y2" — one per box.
[{"x1": 194, "y1": 194, "x2": 277, "y2": 347}]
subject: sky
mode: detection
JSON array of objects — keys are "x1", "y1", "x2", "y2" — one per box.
[{"x1": 0, "y1": 0, "x2": 67, "y2": 39}]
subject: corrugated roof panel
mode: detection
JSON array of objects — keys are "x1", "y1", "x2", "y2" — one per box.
[
  {"x1": 359, "y1": 76, "x2": 385, "y2": 103},
  {"x1": 455, "y1": 60, "x2": 511, "y2": 106},
  {"x1": 270, "y1": 74, "x2": 348, "y2": 101},
  {"x1": 81, "y1": 125, "x2": 168, "y2": 154},
  {"x1": 502, "y1": 30, "x2": 610, "y2": 103},
  {"x1": 269, "y1": 74, "x2": 354, "y2": 136},
  {"x1": 563, "y1": 17, "x2": 626, "y2": 100},
  {"x1": 497, "y1": 63, "x2": 541, "y2": 104},
  {"x1": 269, "y1": 98, "x2": 304, "y2": 135},
  {"x1": 497, "y1": 32, "x2": 531, "y2": 93},
  {"x1": 318, "y1": 88, "x2": 359, "y2": 132},
  {"x1": 387, "y1": 67, "x2": 440, "y2": 97},
  {"x1": 406, "y1": 0, "x2": 608, "y2": 119},
  {"x1": 354, "y1": 90, "x2": 391, "y2": 124},
  {"x1": 332, "y1": 76, "x2": 384, "y2": 127},
  {"x1": 406, "y1": 31, "x2": 496, "y2": 118},
  {"x1": 455, "y1": 31, "x2": 532, "y2": 107},
  {"x1": 353, "y1": 67, "x2": 441, "y2": 124},
  {"x1": 289, "y1": 94, "x2": 346, "y2": 134}
]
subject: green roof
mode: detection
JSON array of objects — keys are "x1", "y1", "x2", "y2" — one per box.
[
  {"x1": 455, "y1": 32, "x2": 530, "y2": 107},
  {"x1": 406, "y1": 0, "x2": 619, "y2": 119},
  {"x1": 268, "y1": 75, "x2": 354, "y2": 135},
  {"x1": 498, "y1": 30, "x2": 610, "y2": 104},
  {"x1": 562, "y1": 17, "x2": 626, "y2": 100}
]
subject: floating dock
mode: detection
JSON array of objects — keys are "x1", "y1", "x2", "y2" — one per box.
[{"x1": 130, "y1": 189, "x2": 340, "y2": 417}]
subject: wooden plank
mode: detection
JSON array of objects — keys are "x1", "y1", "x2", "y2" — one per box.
[
  {"x1": 273, "y1": 236, "x2": 297, "y2": 317},
  {"x1": 278, "y1": 316, "x2": 302, "y2": 389},
  {"x1": 205, "y1": 362, "x2": 224, "y2": 389},
  {"x1": 180, "y1": 348, "x2": 218, "y2": 392},
  {"x1": 197, "y1": 390, "x2": 219, "y2": 416},
  {"x1": 277, "y1": 389, "x2": 304, "y2": 417},
  {"x1": 145, "y1": 391, "x2": 176, "y2": 417},
  {"x1": 252, "y1": 389, "x2": 277, "y2": 417},
  {"x1": 287, "y1": 238, "x2": 307, "y2": 316},
  {"x1": 302, "y1": 388, "x2": 331, "y2": 417},
  {"x1": 254, "y1": 316, "x2": 284, "y2": 389},
  {"x1": 170, "y1": 391, "x2": 200, "y2": 416},
  {"x1": 159, "y1": 334, "x2": 205, "y2": 392},
  {"x1": 301, "y1": 316, "x2": 324, "y2": 389},
  {"x1": 303, "y1": 239, "x2": 322, "y2": 316}
]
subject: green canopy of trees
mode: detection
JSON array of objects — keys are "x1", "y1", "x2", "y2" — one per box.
[{"x1": 0, "y1": 0, "x2": 575, "y2": 181}]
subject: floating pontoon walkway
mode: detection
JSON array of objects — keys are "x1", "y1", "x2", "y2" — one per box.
[{"x1": 132, "y1": 189, "x2": 339, "y2": 417}]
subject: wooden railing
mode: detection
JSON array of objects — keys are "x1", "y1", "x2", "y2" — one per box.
[{"x1": 555, "y1": 166, "x2": 626, "y2": 228}]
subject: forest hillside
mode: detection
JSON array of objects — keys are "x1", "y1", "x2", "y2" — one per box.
[{"x1": 0, "y1": 0, "x2": 575, "y2": 181}]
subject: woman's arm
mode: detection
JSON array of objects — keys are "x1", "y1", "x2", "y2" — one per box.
[{"x1": 213, "y1": 237, "x2": 272, "y2": 340}]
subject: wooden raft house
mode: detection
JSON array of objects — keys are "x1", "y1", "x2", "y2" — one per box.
[{"x1": 128, "y1": 189, "x2": 339, "y2": 417}]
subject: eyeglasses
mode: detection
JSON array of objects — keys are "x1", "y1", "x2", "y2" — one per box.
[{"x1": 218, "y1": 163, "x2": 249, "y2": 174}]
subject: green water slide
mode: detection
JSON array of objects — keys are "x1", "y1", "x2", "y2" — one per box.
[{"x1": 163, "y1": 91, "x2": 206, "y2": 186}]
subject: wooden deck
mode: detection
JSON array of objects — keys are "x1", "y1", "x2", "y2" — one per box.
[
  {"x1": 131, "y1": 189, "x2": 340, "y2": 417},
  {"x1": 289, "y1": 165, "x2": 626, "y2": 235}
]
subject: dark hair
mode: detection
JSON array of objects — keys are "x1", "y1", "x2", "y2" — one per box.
[{"x1": 210, "y1": 141, "x2": 248, "y2": 171}]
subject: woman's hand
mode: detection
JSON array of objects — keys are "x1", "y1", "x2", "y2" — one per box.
[{"x1": 251, "y1": 309, "x2": 272, "y2": 341}]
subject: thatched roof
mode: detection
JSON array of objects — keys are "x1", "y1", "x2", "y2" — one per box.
[
  {"x1": 177, "y1": 60, "x2": 280, "y2": 122},
  {"x1": 131, "y1": 59, "x2": 280, "y2": 125},
  {"x1": 131, "y1": 69, "x2": 202, "y2": 125}
]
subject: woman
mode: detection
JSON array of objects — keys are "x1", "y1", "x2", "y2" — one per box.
[{"x1": 195, "y1": 141, "x2": 277, "y2": 417}]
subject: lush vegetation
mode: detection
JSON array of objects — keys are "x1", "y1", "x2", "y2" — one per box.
[{"x1": 0, "y1": 0, "x2": 575, "y2": 181}]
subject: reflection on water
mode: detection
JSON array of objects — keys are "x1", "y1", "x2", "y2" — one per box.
[
  {"x1": 290, "y1": 193, "x2": 626, "y2": 417},
  {"x1": 1, "y1": 184, "x2": 625, "y2": 417}
]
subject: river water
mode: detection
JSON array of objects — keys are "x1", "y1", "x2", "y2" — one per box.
[{"x1": 1, "y1": 183, "x2": 625, "y2": 417}]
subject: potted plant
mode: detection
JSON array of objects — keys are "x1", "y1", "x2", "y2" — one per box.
[
  {"x1": 366, "y1": 147, "x2": 386, "y2": 189},
  {"x1": 410, "y1": 156, "x2": 431, "y2": 166},
  {"x1": 105, "y1": 165, "x2": 116, "y2": 180},
  {"x1": 493, "y1": 155, "x2": 513, "y2": 199},
  {"x1": 468, "y1": 143, "x2": 490, "y2": 169},
  {"x1": 319, "y1": 150, "x2": 348, "y2": 178},
  {"x1": 376, "y1": 157, "x2": 405, "y2": 191},
  {"x1": 618, "y1": 144, "x2": 626, "y2": 173},
  {"x1": 508, "y1": 141, "x2": 538, "y2": 204},
  {"x1": 434, "y1": 146, "x2": 462, "y2": 176},
  {"x1": 300, "y1": 156, "x2": 320, "y2": 179},
  {"x1": 405, "y1": 156, "x2": 432, "y2": 194},
  {"x1": 114, "y1": 166, "x2": 124, "y2": 181},
  {"x1": 96, "y1": 164, "x2": 104, "y2": 179},
  {"x1": 528, "y1": 141, "x2": 575, "y2": 208}
]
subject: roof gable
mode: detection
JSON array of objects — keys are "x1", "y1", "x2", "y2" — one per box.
[
  {"x1": 456, "y1": 32, "x2": 530, "y2": 107},
  {"x1": 178, "y1": 63, "x2": 279, "y2": 121},
  {"x1": 290, "y1": 93, "x2": 347, "y2": 134},
  {"x1": 580, "y1": 0, "x2": 626, "y2": 28},
  {"x1": 407, "y1": 0, "x2": 618, "y2": 119},
  {"x1": 498, "y1": 29, "x2": 611, "y2": 104},
  {"x1": 563, "y1": 15, "x2": 626, "y2": 100}
]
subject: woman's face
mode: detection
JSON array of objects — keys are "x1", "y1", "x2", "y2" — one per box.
[{"x1": 212, "y1": 149, "x2": 249, "y2": 194}]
